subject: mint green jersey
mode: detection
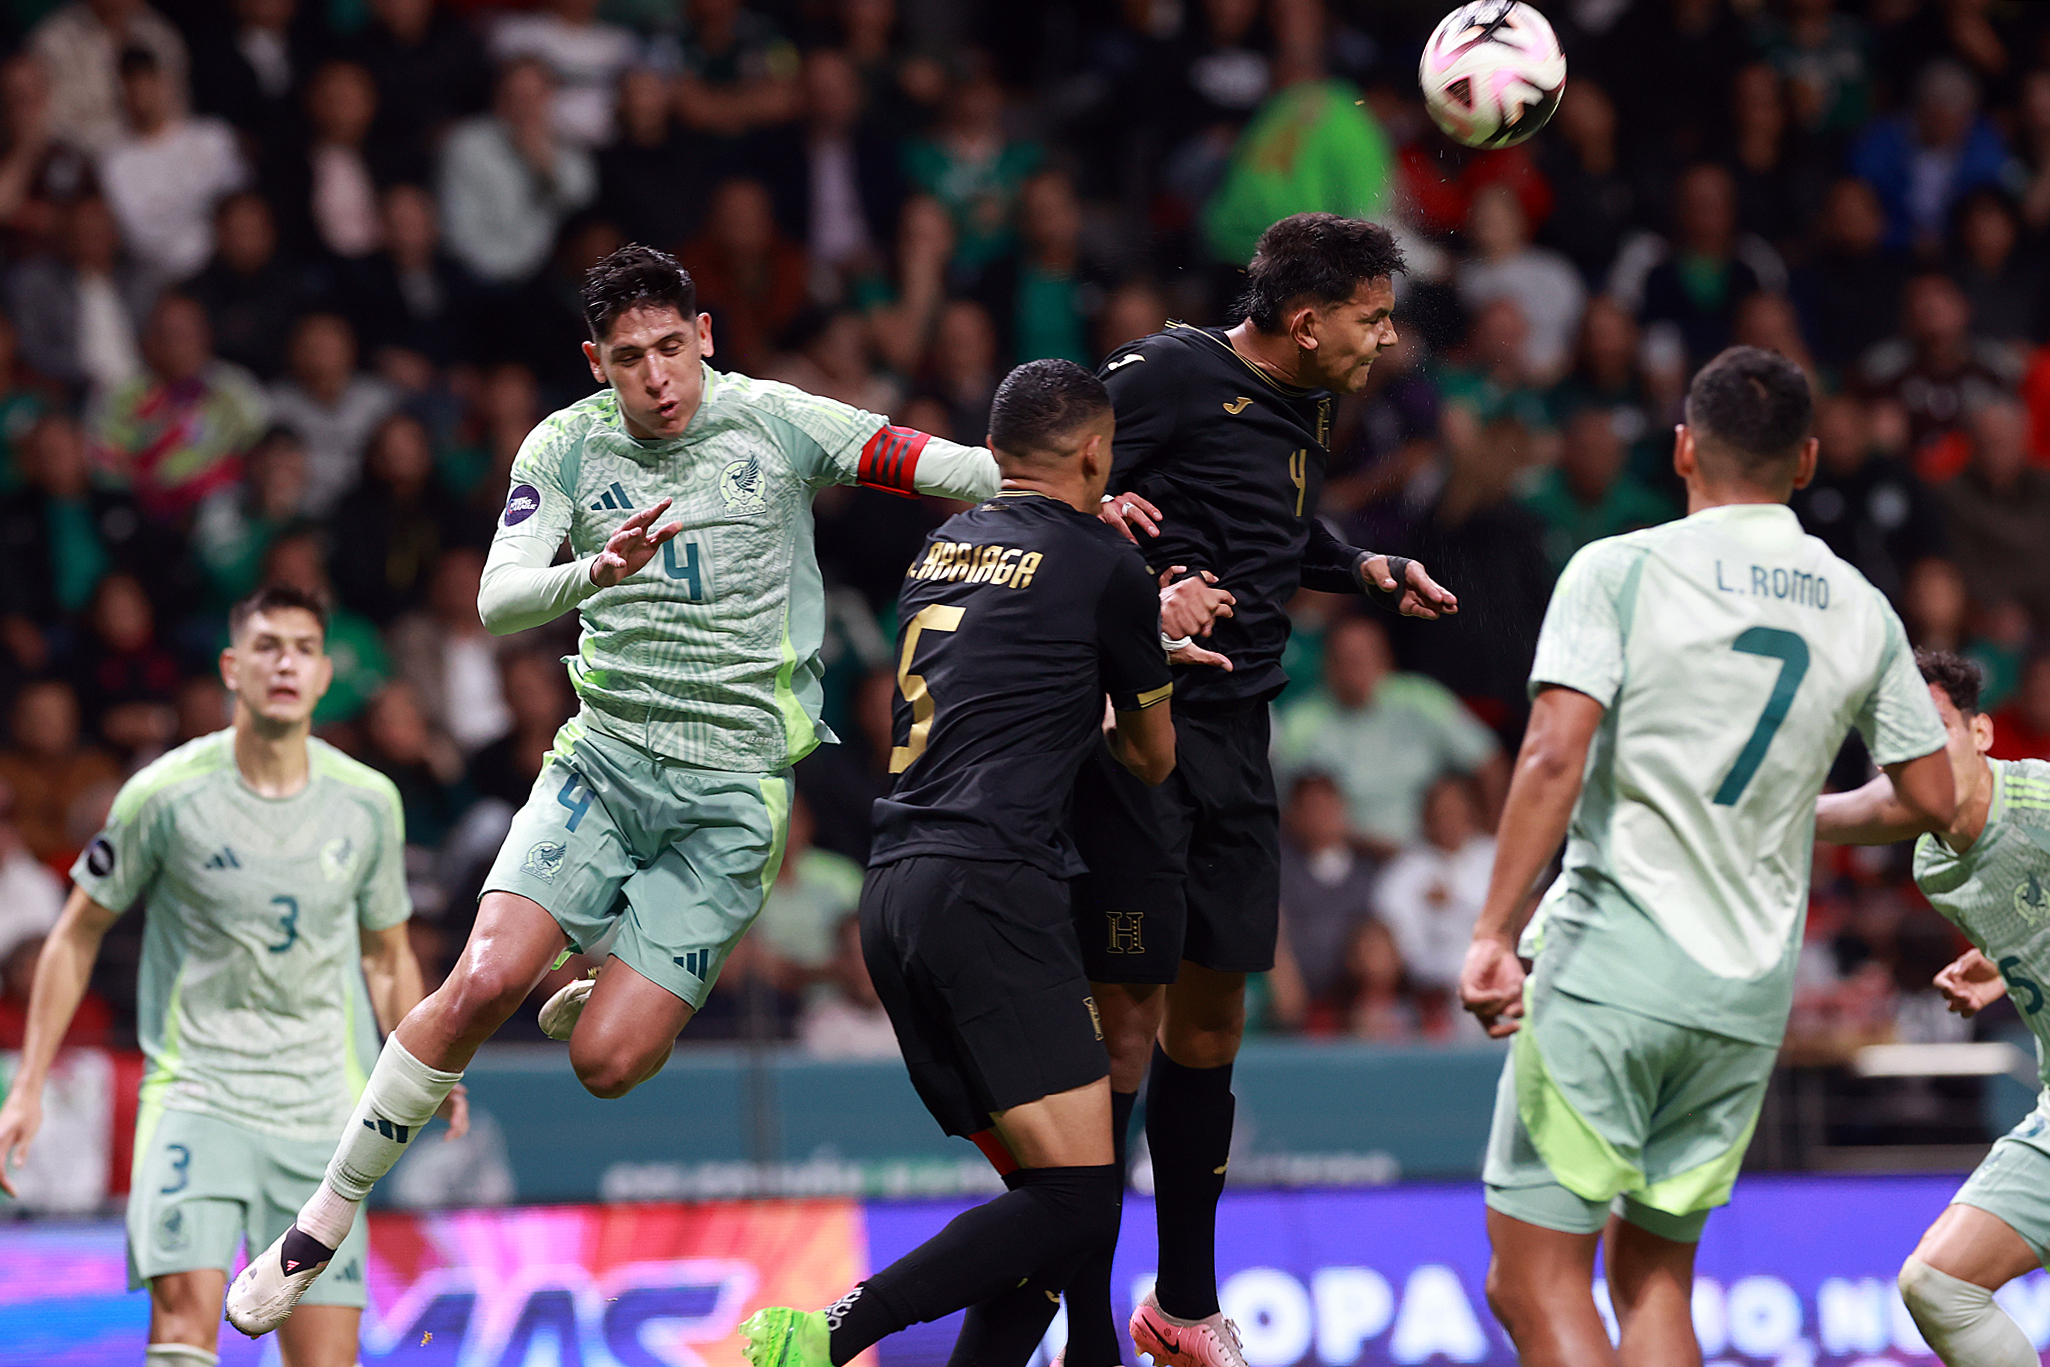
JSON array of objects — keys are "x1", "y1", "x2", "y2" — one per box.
[
  {"x1": 1916, "y1": 758, "x2": 2050, "y2": 1089},
  {"x1": 71, "y1": 731, "x2": 408, "y2": 1142},
  {"x1": 1524, "y1": 504, "x2": 1945, "y2": 1045},
  {"x1": 495, "y1": 368, "x2": 998, "y2": 771}
]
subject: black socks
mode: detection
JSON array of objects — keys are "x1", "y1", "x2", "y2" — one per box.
[
  {"x1": 1060, "y1": 1088, "x2": 1139, "y2": 1366},
  {"x1": 1146, "y1": 1045, "x2": 1235, "y2": 1321},
  {"x1": 827, "y1": 1163, "x2": 1123, "y2": 1366}
]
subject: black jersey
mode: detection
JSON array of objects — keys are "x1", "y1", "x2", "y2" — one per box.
[
  {"x1": 1101, "y1": 321, "x2": 1373, "y2": 705},
  {"x1": 870, "y1": 490, "x2": 1173, "y2": 876}
]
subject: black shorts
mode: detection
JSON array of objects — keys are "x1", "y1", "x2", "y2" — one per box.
[
  {"x1": 1070, "y1": 699, "x2": 1280, "y2": 980},
  {"x1": 860, "y1": 855, "x2": 1110, "y2": 1139}
]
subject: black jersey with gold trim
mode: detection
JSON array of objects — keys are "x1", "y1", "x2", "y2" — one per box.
[
  {"x1": 869, "y1": 491, "x2": 1172, "y2": 876},
  {"x1": 1101, "y1": 322, "x2": 1373, "y2": 705}
]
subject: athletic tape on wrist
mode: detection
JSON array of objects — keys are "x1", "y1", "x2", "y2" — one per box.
[{"x1": 1364, "y1": 554, "x2": 1413, "y2": 608}]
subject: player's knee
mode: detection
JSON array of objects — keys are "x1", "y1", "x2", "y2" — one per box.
[
  {"x1": 440, "y1": 958, "x2": 539, "y2": 1030},
  {"x1": 1483, "y1": 1256, "x2": 1539, "y2": 1338},
  {"x1": 1899, "y1": 1255, "x2": 1987, "y2": 1330},
  {"x1": 1020, "y1": 1162, "x2": 1123, "y2": 1253},
  {"x1": 571, "y1": 1039, "x2": 666, "y2": 1099}
]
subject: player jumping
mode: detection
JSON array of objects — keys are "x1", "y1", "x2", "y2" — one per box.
[
  {"x1": 1459, "y1": 346, "x2": 1956, "y2": 1365},
  {"x1": 227, "y1": 245, "x2": 1009, "y2": 1334},
  {"x1": 1077, "y1": 213, "x2": 1456, "y2": 1367},
  {"x1": 0, "y1": 585, "x2": 462, "y2": 1367},
  {"x1": 742, "y1": 359, "x2": 1197, "y2": 1367},
  {"x1": 1819, "y1": 650, "x2": 2050, "y2": 1367}
]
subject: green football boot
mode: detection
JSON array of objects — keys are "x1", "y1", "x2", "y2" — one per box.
[{"x1": 740, "y1": 1306, "x2": 832, "y2": 1367}]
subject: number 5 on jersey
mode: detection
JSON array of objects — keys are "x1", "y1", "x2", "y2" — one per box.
[{"x1": 890, "y1": 604, "x2": 964, "y2": 773}]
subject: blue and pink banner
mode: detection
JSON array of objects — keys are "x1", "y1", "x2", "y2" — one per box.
[{"x1": 5, "y1": 1176, "x2": 2050, "y2": 1366}]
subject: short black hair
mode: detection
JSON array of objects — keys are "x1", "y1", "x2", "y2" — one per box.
[
  {"x1": 987, "y1": 359, "x2": 1111, "y2": 460},
  {"x1": 1683, "y1": 346, "x2": 1814, "y2": 483},
  {"x1": 1240, "y1": 213, "x2": 1406, "y2": 333},
  {"x1": 582, "y1": 244, "x2": 697, "y2": 345},
  {"x1": 1917, "y1": 649, "x2": 1984, "y2": 716},
  {"x1": 229, "y1": 585, "x2": 329, "y2": 644}
]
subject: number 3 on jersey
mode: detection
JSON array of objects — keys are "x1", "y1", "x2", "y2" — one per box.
[
  {"x1": 1714, "y1": 627, "x2": 1810, "y2": 806},
  {"x1": 889, "y1": 604, "x2": 964, "y2": 773}
]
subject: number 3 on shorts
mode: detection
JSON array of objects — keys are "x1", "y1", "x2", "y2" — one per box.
[{"x1": 1714, "y1": 627, "x2": 1809, "y2": 806}]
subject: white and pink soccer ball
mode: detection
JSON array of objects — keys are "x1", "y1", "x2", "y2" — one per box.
[{"x1": 1419, "y1": 1, "x2": 1567, "y2": 149}]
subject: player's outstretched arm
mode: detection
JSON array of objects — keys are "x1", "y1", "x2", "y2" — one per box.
[
  {"x1": 0, "y1": 887, "x2": 117, "y2": 1195},
  {"x1": 1934, "y1": 948, "x2": 2007, "y2": 1018},
  {"x1": 1359, "y1": 554, "x2": 1459, "y2": 620},
  {"x1": 1815, "y1": 750, "x2": 1957, "y2": 846},
  {"x1": 478, "y1": 499, "x2": 685, "y2": 634},
  {"x1": 360, "y1": 924, "x2": 470, "y2": 1140},
  {"x1": 1460, "y1": 685, "x2": 1604, "y2": 1037}
]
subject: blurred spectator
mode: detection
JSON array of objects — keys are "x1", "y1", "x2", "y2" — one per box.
[
  {"x1": 978, "y1": 168, "x2": 1102, "y2": 366},
  {"x1": 0, "y1": 932, "x2": 114, "y2": 1049},
  {"x1": 0, "y1": 412, "x2": 160, "y2": 621},
  {"x1": 30, "y1": 0, "x2": 188, "y2": 157},
  {"x1": 438, "y1": 57, "x2": 596, "y2": 286},
  {"x1": 1373, "y1": 775, "x2": 1494, "y2": 1041},
  {"x1": 190, "y1": 424, "x2": 307, "y2": 606},
  {"x1": 264, "y1": 59, "x2": 388, "y2": 262},
  {"x1": 1732, "y1": 292, "x2": 1821, "y2": 390},
  {"x1": 99, "y1": 45, "x2": 247, "y2": 285},
  {"x1": 94, "y1": 293, "x2": 268, "y2": 520},
  {"x1": 0, "y1": 779, "x2": 62, "y2": 959},
  {"x1": 1272, "y1": 614, "x2": 1504, "y2": 857},
  {"x1": 1623, "y1": 163, "x2": 1779, "y2": 370},
  {"x1": 1458, "y1": 183, "x2": 1584, "y2": 384},
  {"x1": 188, "y1": 0, "x2": 305, "y2": 150},
  {"x1": 389, "y1": 545, "x2": 512, "y2": 753},
  {"x1": 1275, "y1": 769, "x2": 1377, "y2": 1016},
  {"x1": 1861, "y1": 272, "x2": 2024, "y2": 470},
  {"x1": 72, "y1": 569, "x2": 177, "y2": 758},
  {"x1": 183, "y1": 191, "x2": 318, "y2": 382},
  {"x1": 454, "y1": 359, "x2": 540, "y2": 518},
  {"x1": 1756, "y1": 0, "x2": 1875, "y2": 135},
  {"x1": 1202, "y1": 14, "x2": 1391, "y2": 266},
  {"x1": 1851, "y1": 58, "x2": 2009, "y2": 255},
  {"x1": 341, "y1": 183, "x2": 477, "y2": 369},
  {"x1": 0, "y1": 678, "x2": 120, "y2": 863},
  {"x1": 1795, "y1": 176, "x2": 1912, "y2": 371},
  {"x1": 1534, "y1": 80, "x2": 1636, "y2": 289},
  {"x1": 1790, "y1": 393, "x2": 1949, "y2": 603},
  {"x1": 1600, "y1": 0, "x2": 1754, "y2": 168},
  {"x1": 6, "y1": 193, "x2": 150, "y2": 395},
  {"x1": 2017, "y1": 67, "x2": 2050, "y2": 237},
  {"x1": 0, "y1": 316, "x2": 44, "y2": 491},
  {"x1": 350, "y1": 0, "x2": 492, "y2": 174},
  {"x1": 1991, "y1": 653, "x2": 2050, "y2": 763},
  {"x1": 757, "y1": 47, "x2": 905, "y2": 287},
  {"x1": 753, "y1": 794, "x2": 865, "y2": 991},
  {"x1": 767, "y1": 309, "x2": 900, "y2": 415},
  {"x1": 172, "y1": 673, "x2": 229, "y2": 743},
  {"x1": 360, "y1": 678, "x2": 473, "y2": 851},
  {"x1": 330, "y1": 412, "x2": 466, "y2": 624},
  {"x1": 681, "y1": 178, "x2": 808, "y2": 377},
  {"x1": 0, "y1": 52, "x2": 91, "y2": 250},
  {"x1": 904, "y1": 66, "x2": 1042, "y2": 279},
  {"x1": 595, "y1": 66, "x2": 706, "y2": 256},
  {"x1": 267, "y1": 312, "x2": 399, "y2": 518},
  {"x1": 1097, "y1": 280, "x2": 1170, "y2": 362},
  {"x1": 862, "y1": 193, "x2": 952, "y2": 377},
  {"x1": 1940, "y1": 399, "x2": 2050, "y2": 628},
  {"x1": 1393, "y1": 127, "x2": 1550, "y2": 244},
  {"x1": 1721, "y1": 61, "x2": 1835, "y2": 252},
  {"x1": 466, "y1": 645, "x2": 571, "y2": 806},
  {"x1": 488, "y1": 0, "x2": 640, "y2": 149},
  {"x1": 259, "y1": 527, "x2": 388, "y2": 724},
  {"x1": 1522, "y1": 405, "x2": 1675, "y2": 572},
  {"x1": 926, "y1": 298, "x2": 1000, "y2": 444},
  {"x1": 1545, "y1": 297, "x2": 1667, "y2": 487},
  {"x1": 672, "y1": 0, "x2": 801, "y2": 148},
  {"x1": 797, "y1": 912, "x2": 898, "y2": 1059},
  {"x1": 1341, "y1": 914, "x2": 1407, "y2": 1042},
  {"x1": 1947, "y1": 187, "x2": 2045, "y2": 347},
  {"x1": 1436, "y1": 297, "x2": 1554, "y2": 448}
]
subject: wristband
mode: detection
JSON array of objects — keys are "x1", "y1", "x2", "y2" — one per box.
[{"x1": 1161, "y1": 633, "x2": 1193, "y2": 654}]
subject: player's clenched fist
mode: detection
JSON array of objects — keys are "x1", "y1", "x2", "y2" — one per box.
[
  {"x1": 1459, "y1": 935, "x2": 1526, "y2": 1038},
  {"x1": 1934, "y1": 947, "x2": 2007, "y2": 1018},
  {"x1": 589, "y1": 497, "x2": 686, "y2": 587},
  {"x1": 0, "y1": 1091, "x2": 42, "y2": 1198}
]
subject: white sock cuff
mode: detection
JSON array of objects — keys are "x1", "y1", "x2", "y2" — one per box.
[
  {"x1": 1902, "y1": 1257, "x2": 1994, "y2": 1311},
  {"x1": 145, "y1": 1346, "x2": 220, "y2": 1367},
  {"x1": 367, "y1": 1037, "x2": 463, "y2": 1128}
]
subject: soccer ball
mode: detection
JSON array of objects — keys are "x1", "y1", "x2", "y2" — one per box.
[{"x1": 1419, "y1": 1, "x2": 1567, "y2": 149}]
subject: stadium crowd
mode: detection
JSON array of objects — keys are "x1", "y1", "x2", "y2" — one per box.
[{"x1": 0, "y1": 0, "x2": 2046, "y2": 1061}]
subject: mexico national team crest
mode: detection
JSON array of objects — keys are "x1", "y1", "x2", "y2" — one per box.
[
  {"x1": 2017, "y1": 873, "x2": 2050, "y2": 925},
  {"x1": 719, "y1": 457, "x2": 766, "y2": 511},
  {"x1": 523, "y1": 841, "x2": 567, "y2": 883},
  {"x1": 321, "y1": 835, "x2": 355, "y2": 883}
]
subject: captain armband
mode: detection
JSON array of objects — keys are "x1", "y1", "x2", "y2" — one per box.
[{"x1": 857, "y1": 425, "x2": 933, "y2": 498}]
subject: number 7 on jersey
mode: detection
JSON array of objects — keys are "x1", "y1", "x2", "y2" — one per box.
[{"x1": 1714, "y1": 627, "x2": 1810, "y2": 806}]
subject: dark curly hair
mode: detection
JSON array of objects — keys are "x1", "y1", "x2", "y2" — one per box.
[
  {"x1": 1916, "y1": 649, "x2": 1984, "y2": 716},
  {"x1": 581, "y1": 244, "x2": 697, "y2": 344},
  {"x1": 1683, "y1": 346, "x2": 1814, "y2": 483},
  {"x1": 1239, "y1": 213, "x2": 1407, "y2": 333}
]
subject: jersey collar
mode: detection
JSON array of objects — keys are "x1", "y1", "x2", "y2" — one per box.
[{"x1": 1168, "y1": 320, "x2": 1323, "y2": 401}]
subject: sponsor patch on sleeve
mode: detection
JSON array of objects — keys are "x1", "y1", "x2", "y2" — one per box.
[
  {"x1": 503, "y1": 482, "x2": 542, "y2": 527},
  {"x1": 85, "y1": 837, "x2": 115, "y2": 877}
]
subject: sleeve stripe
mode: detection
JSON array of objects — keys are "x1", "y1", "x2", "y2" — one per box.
[
  {"x1": 1134, "y1": 682, "x2": 1174, "y2": 708},
  {"x1": 859, "y1": 425, "x2": 932, "y2": 497}
]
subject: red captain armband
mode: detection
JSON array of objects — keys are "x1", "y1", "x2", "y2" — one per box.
[{"x1": 857, "y1": 424, "x2": 932, "y2": 498}]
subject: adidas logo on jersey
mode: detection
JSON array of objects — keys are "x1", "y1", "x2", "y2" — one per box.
[
  {"x1": 204, "y1": 847, "x2": 241, "y2": 869},
  {"x1": 591, "y1": 482, "x2": 634, "y2": 511}
]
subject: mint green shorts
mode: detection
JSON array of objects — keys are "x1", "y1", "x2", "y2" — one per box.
[
  {"x1": 1954, "y1": 1102, "x2": 2050, "y2": 1265},
  {"x1": 483, "y1": 722, "x2": 793, "y2": 1009},
  {"x1": 1482, "y1": 982, "x2": 1776, "y2": 1243},
  {"x1": 127, "y1": 1105, "x2": 368, "y2": 1303}
]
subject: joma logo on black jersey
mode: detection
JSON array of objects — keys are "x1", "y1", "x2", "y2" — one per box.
[{"x1": 909, "y1": 542, "x2": 1045, "y2": 588}]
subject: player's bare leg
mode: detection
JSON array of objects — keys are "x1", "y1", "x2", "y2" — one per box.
[
  {"x1": 1481, "y1": 1210, "x2": 1619, "y2": 1367},
  {"x1": 276, "y1": 1304, "x2": 363, "y2": 1367},
  {"x1": 147, "y1": 1269, "x2": 225, "y2": 1365},
  {"x1": 1900, "y1": 1203, "x2": 2041, "y2": 1365},
  {"x1": 397, "y1": 891, "x2": 571, "y2": 1069},
  {"x1": 1603, "y1": 1215, "x2": 1700, "y2": 1367},
  {"x1": 567, "y1": 954, "x2": 697, "y2": 1098},
  {"x1": 1097, "y1": 982, "x2": 1166, "y2": 1091}
]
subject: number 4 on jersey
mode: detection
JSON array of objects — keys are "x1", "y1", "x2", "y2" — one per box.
[{"x1": 1714, "y1": 627, "x2": 1810, "y2": 806}]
